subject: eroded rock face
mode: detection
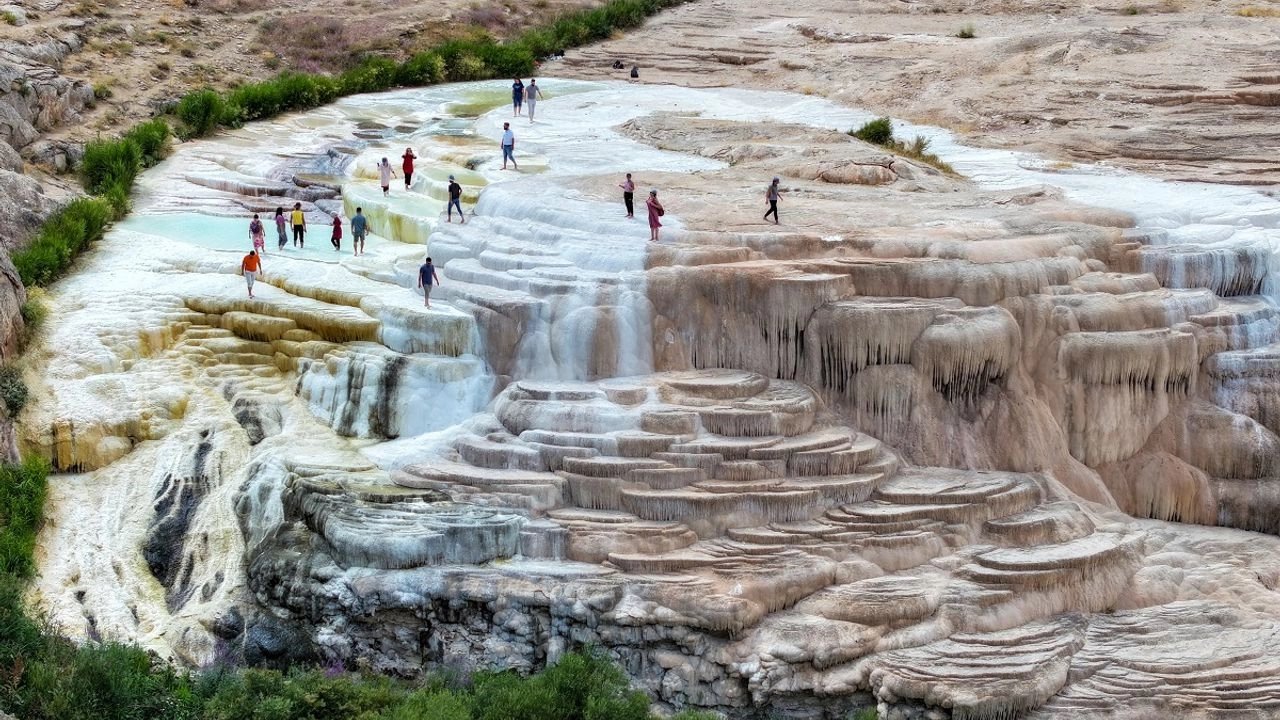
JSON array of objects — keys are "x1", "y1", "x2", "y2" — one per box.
[{"x1": 24, "y1": 82, "x2": 1280, "y2": 717}]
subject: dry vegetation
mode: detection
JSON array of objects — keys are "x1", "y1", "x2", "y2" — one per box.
[{"x1": 19, "y1": 0, "x2": 604, "y2": 141}]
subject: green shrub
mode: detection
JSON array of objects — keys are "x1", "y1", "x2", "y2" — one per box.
[
  {"x1": 395, "y1": 53, "x2": 446, "y2": 86},
  {"x1": 0, "y1": 457, "x2": 48, "y2": 579},
  {"x1": 339, "y1": 57, "x2": 400, "y2": 95},
  {"x1": 78, "y1": 137, "x2": 141, "y2": 196},
  {"x1": 123, "y1": 119, "x2": 171, "y2": 166},
  {"x1": 0, "y1": 366, "x2": 27, "y2": 420},
  {"x1": 13, "y1": 197, "x2": 113, "y2": 287},
  {"x1": 175, "y1": 89, "x2": 228, "y2": 138},
  {"x1": 382, "y1": 689, "x2": 473, "y2": 720},
  {"x1": 19, "y1": 291, "x2": 48, "y2": 348},
  {"x1": 851, "y1": 117, "x2": 893, "y2": 145},
  {"x1": 956, "y1": 24, "x2": 976, "y2": 38},
  {"x1": 472, "y1": 651, "x2": 650, "y2": 720}
]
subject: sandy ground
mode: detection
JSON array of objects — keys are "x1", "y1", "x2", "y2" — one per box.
[{"x1": 557, "y1": 0, "x2": 1280, "y2": 189}]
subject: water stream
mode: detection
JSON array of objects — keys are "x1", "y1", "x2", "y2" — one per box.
[{"x1": 26, "y1": 79, "x2": 1280, "y2": 664}]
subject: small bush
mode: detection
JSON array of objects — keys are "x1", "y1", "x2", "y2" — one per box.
[
  {"x1": 0, "y1": 457, "x2": 48, "y2": 577},
  {"x1": 78, "y1": 137, "x2": 141, "y2": 196},
  {"x1": 851, "y1": 117, "x2": 893, "y2": 145},
  {"x1": 396, "y1": 52, "x2": 447, "y2": 86},
  {"x1": 12, "y1": 197, "x2": 113, "y2": 287},
  {"x1": 956, "y1": 24, "x2": 976, "y2": 38},
  {"x1": 92, "y1": 81, "x2": 113, "y2": 100},
  {"x1": 2, "y1": 11, "x2": 18, "y2": 25},
  {"x1": 175, "y1": 88, "x2": 229, "y2": 139},
  {"x1": 19, "y1": 291, "x2": 47, "y2": 348},
  {"x1": 0, "y1": 366, "x2": 27, "y2": 420},
  {"x1": 123, "y1": 119, "x2": 171, "y2": 166}
]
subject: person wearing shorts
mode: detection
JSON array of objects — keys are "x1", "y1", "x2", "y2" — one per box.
[
  {"x1": 447, "y1": 175, "x2": 464, "y2": 223},
  {"x1": 418, "y1": 256, "x2": 441, "y2": 308},
  {"x1": 241, "y1": 250, "x2": 262, "y2": 298},
  {"x1": 290, "y1": 202, "x2": 306, "y2": 247},
  {"x1": 501, "y1": 123, "x2": 517, "y2": 170},
  {"x1": 351, "y1": 207, "x2": 368, "y2": 256}
]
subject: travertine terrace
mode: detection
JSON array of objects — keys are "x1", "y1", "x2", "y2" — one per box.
[{"x1": 23, "y1": 81, "x2": 1280, "y2": 718}]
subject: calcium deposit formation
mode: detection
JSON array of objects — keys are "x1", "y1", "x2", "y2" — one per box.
[{"x1": 24, "y1": 82, "x2": 1280, "y2": 720}]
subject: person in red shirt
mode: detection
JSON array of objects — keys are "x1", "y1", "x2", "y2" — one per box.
[
  {"x1": 401, "y1": 148, "x2": 417, "y2": 190},
  {"x1": 241, "y1": 251, "x2": 262, "y2": 298},
  {"x1": 331, "y1": 215, "x2": 342, "y2": 251}
]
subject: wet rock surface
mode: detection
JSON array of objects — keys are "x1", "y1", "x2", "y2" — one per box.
[{"x1": 22, "y1": 82, "x2": 1280, "y2": 717}]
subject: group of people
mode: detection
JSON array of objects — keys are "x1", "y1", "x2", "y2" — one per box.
[
  {"x1": 239, "y1": 78, "x2": 782, "y2": 300},
  {"x1": 510, "y1": 78, "x2": 545, "y2": 121}
]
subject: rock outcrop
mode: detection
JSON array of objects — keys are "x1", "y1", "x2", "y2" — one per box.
[{"x1": 24, "y1": 82, "x2": 1280, "y2": 718}]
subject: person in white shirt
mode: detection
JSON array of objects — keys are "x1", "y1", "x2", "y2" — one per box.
[
  {"x1": 501, "y1": 122, "x2": 517, "y2": 170},
  {"x1": 378, "y1": 158, "x2": 396, "y2": 196}
]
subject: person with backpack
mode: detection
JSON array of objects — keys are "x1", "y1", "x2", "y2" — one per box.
[
  {"x1": 447, "y1": 175, "x2": 465, "y2": 223},
  {"x1": 646, "y1": 189, "x2": 664, "y2": 242},
  {"x1": 248, "y1": 213, "x2": 266, "y2": 254}
]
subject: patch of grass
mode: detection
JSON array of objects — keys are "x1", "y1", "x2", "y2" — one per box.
[
  {"x1": 1122, "y1": 4, "x2": 1142, "y2": 14},
  {"x1": 1, "y1": 11, "x2": 18, "y2": 25},
  {"x1": 1238, "y1": 5, "x2": 1280, "y2": 16},
  {"x1": 851, "y1": 117, "x2": 894, "y2": 145},
  {"x1": 956, "y1": 24, "x2": 976, "y2": 38},
  {"x1": 92, "y1": 81, "x2": 114, "y2": 100},
  {"x1": 18, "y1": 290, "x2": 47, "y2": 349},
  {"x1": 12, "y1": 198, "x2": 113, "y2": 287},
  {"x1": 176, "y1": 89, "x2": 230, "y2": 138},
  {"x1": 849, "y1": 710, "x2": 879, "y2": 720},
  {"x1": 849, "y1": 117, "x2": 956, "y2": 174}
]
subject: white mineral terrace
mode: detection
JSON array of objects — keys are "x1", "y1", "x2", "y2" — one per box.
[{"x1": 23, "y1": 80, "x2": 1280, "y2": 718}]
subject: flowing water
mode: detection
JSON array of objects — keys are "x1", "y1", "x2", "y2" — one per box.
[{"x1": 26, "y1": 79, "x2": 1280, "y2": 664}]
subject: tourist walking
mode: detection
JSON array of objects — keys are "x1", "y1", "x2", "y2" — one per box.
[
  {"x1": 290, "y1": 202, "x2": 306, "y2": 247},
  {"x1": 764, "y1": 177, "x2": 781, "y2": 224},
  {"x1": 512, "y1": 77, "x2": 525, "y2": 116},
  {"x1": 331, "y1": 215, "x2": 342, "y2": 251},
  {"x1": 401, "y1": 148, "x2": 417, "y2": 189},
  {"x1": 274, "y1": 207, "x2": 288, "y2": 250},
  {"x1": 447, "y1": 175, "x2": 465, "y2": 223},
  {"x1": 619, "y1": 173, "x2": 635, "y2": 218},
  {"x1": 241, "y1": 250, "x2": 262, "y2": 299},
  {"x1": 351, "y1": 207, "x2": 367, "y2": 257},
  {"x1": 418, "y1": 255, "x2": 441, "y2": 308},
  {"x1": 646, "y1": 189, "x2": 664, "y2": 242},
  {"x1": 378, "y1": 158, "x2": 396, "y2": 196},
  {"x1": 249, "y1": 213, "x2": 266, "y2": 254},
  {"x1": 525, "y1": 79, "x2": 544, "y2": 123},
  {"x1": 501, "y1": 122, "x2": 517, "y2": 170}
]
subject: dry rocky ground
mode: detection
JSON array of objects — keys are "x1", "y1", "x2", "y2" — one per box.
[{"x1": 561, "y1": 0, "x2": 1280, "y2": 189}]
